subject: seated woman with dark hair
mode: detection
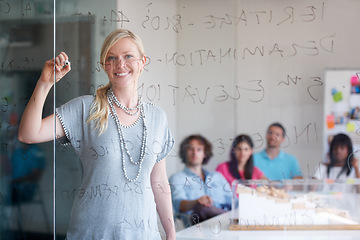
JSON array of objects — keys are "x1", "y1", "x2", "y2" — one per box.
[
  {"x1": 169, "y1": 135, "x2": 231, "y2": 225},
  {"x1": 216, "y1": 134, "x2": 266, "y2": 185},
  {"x1": 313, "y1": 133, "x2": 360, "y2": 192}
]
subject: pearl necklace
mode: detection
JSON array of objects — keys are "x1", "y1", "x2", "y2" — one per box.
[
  {"x1": 108, "y1": 91, "x2": 148, "y2": 182},
  {"x1": 109, "y1": 89, "x2": 142, "y2": 116}
]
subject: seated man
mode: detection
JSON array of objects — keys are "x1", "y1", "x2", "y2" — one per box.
[
  {"x1": 169, "y1": 135, "x2": 231, "y2": 226},
  {"x1": 254, "y1": 123, "x2": 302, "y2": 180}
]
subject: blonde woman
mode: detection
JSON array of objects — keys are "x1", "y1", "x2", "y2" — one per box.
[{"x1": 18, "y1": 29, "x2": 175, "y2": 240}]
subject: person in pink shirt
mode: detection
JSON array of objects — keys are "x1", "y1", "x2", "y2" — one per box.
[{"x1": 216, "y1": 134, "x2": 266, "y2": 185}]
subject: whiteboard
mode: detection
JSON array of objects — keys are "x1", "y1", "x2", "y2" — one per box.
[{"x1": 116, "y1": 0, "x2": 360, "y2": 176}]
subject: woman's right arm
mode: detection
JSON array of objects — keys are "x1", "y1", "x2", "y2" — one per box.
[
  {"x1": 18, "y1": 52, "x2": 70, "y2": 144},
  {"x1": 179, "y1": 195, "x2": 213, "y2": 212}
]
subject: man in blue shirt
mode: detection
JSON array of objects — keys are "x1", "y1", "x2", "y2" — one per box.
[
  {"x1": 169, "y1": 135, "x2": 231, "y2": 226},
  {"x1": 254, "y1": 123, "x2": 303, "y2": 180}
]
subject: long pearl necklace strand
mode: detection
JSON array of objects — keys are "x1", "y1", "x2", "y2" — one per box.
[{"x1": 108, "y1": 90, "x2": 148, "y2": 182}]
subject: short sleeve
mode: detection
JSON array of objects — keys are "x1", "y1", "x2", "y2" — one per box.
[
  {"x1": 55, "y1": 95, "x2": 94, "y2": 147},
  {"x1": 291, "y1": 157, "x2": 303, "y2": 177},
  {"x1": 156, "y1": 122, "x2": 174, "y2": 162},
  {"x1": 144, "y1": 102, "x2": 175, "y2": 163}
]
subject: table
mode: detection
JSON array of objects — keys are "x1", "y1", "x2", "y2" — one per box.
[{"x1": 175, "y1": 211, "x2": 360, "y2": 240}]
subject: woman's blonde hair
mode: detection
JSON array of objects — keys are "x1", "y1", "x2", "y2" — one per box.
[{"x1": 86, "y1": 29, "x2": 145, "y2": 135}]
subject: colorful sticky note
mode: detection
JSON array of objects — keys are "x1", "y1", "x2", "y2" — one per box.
[
  {"x1": 326, "y1": 115, "x2": 335, "y2": 129},
  {"x1": 331, "y1": 88, "x2": 343, "y2": 102},
  {"x1": 347, "y1": 122, "x2": 355, "y2": 132},
  {"x1": 350, "y1": 75, "x2": 359, "y2": 85},
  {"x1": 333, "y1": 92, "x2": 343, "y2": 102}
]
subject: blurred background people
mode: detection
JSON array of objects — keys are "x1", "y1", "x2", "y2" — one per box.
[
  {"x1": 216, "y1": 134, "x2": 266, "y2": 185},
  {"x1": 313, "y1": 133, "x2": 360, "y2": 193},
  {"x1": 254, "y1": 123, "x2": 302, "y2": 180}
]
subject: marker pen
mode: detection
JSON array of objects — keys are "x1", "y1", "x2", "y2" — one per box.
[{"x1": 63, "y1": 60, "x2": 70, "y2": 68}]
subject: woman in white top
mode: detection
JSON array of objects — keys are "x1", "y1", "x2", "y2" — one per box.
[{"x1": 313, "y1": 133, "x2": 360, "y2": 193}]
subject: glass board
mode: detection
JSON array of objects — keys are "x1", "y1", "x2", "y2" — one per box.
[{"x1": 1, "y1": 0, "x2": 360, "y2": 238}]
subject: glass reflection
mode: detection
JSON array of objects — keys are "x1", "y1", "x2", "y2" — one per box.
[{"x1": 0, "y1": 1, "x2": 55, "y2": 239}]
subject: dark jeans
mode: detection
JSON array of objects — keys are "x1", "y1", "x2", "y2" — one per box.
[{"x1": 190, "y1": 203, "x2": 226, "y2": 225}]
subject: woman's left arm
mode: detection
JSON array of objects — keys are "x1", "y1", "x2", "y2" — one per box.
[
  {"x1": 151, "y1": 159, "x2": 176, "y2": 240},
  {"x1": 353, "y1": 158, "x2": 360, "y2": 178},
  {"x1": 351, "y1": 158, "x2": 360, "y2": 193}
]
